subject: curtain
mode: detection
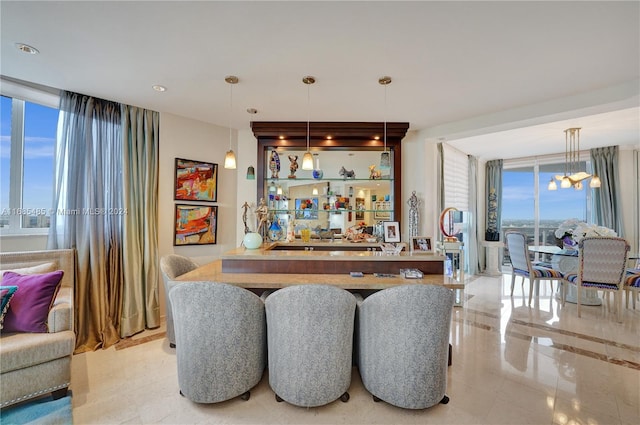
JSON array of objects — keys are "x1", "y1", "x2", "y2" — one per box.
[
  {"x1": 468, "y1": 156, "x2": 479, "y2": 275},
  {"x1": 48, "y1": 91, "x2": 123, "y2": 352},
  {"x1": 437, "y1": 143, "x2": 445, "y2": 219},
  {"x1": 591, "y1": 146, "x2": 622, "y2": 234},
  {"x1": 120, "y1": 105, "x2": 160, "y2": 337},
  {"x1": 485, "y1": 159, "x2": 503, "y2": 237},
  {"x1": 48, "y1": 91, "x2": 160, "y2": 351}
]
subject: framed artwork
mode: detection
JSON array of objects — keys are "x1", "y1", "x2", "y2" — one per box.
[
  {"x1": 355, "y1": 197, "x2": 365, "y2": 221},
  {"x1": 374, "y1": 200, "x2": 391, "y2": 220},
  {"x1": 295, "y1": 198, "x2": 318, "y2": 219},
  {"x1": 174, "y1": 204, "x2": 217, "y2": 245},
  {"x1": 383, "y1": 221, "x2": 400, "y2": 243},
  {"x1": 174, "y1": 158, "x2": 218, "y2": 202},
  {"x1": 410, "y1": 236, "x2": 434, "y2": 254}
]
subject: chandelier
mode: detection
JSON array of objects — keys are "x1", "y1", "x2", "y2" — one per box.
[{"x1": 548, "y1": 127, "x2": 600, "y2": 191}]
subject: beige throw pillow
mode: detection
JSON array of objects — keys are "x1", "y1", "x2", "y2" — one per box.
[{"x1": 0, "y1": 262, "x2": 57, "y2": 280}]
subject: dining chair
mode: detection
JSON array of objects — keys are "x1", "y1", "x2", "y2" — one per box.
[
  {"x1": 624, "y1": 258, "x2": 640, "y2": 309},
  {"x1": 506, "y1": 232, "x2": 563, "y2": 305},
  {"x1": 159, "y1": 254, "x2": 199, "y2": 348},
  {"x1": 562, "y1": 237, "x2": 629, "y2": 322}
]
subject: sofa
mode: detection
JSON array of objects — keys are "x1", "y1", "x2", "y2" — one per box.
[{"x1": 0, "y1": 249, "x2": 76, "y2": 408}]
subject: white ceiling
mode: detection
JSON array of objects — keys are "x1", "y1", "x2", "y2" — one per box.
[{"x1": 1, "y1": 1, "x2": 638, "y2": 160}]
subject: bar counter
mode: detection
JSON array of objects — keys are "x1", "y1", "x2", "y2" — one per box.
[
  {"x1": 176, "y1": 259, "x2": 463, "y2": 292},
  {"x1": 220, "y1": 241, "x2": 446, "y2": 275}
]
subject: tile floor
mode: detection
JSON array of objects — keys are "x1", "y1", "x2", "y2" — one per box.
[{"x1": 70, "y1": 274, "x2": 640, "y2": 424}]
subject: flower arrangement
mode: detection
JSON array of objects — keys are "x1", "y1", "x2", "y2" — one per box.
[{"x1": 555, "y1": 219, "x2": 617, "y2": 247}]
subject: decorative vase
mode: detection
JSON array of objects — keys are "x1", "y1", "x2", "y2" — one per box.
[
  {"x1": 243, "y1": 232, "x2": 263, "y2": 249},
  {"x1": 268, "y1": 220, "x2": 284, "y2": 242},
  {"x1": 312, "y1": 157, "x2": 323, "y2": 179}
]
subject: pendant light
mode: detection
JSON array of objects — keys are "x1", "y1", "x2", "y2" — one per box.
[
  {"x1": 224, "y1": 76, "x2": 238, "y2": 169},
  {"x1": 549, "y1": 128, "x2": 601, "y2": 190},
  {"x1": 379, "y1": 76, "x2": 392, "y2": 169},
  {"x1": 301, "y1": 76, "x2": 316, "y2": 170}
]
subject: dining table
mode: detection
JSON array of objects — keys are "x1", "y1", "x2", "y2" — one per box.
[{"x1": 528, "y1": 245, "x2": 639, "y2": 306}]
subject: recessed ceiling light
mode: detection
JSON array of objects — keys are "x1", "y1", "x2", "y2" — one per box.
[
  {"x1": 15, "y1": 43, "x2": 39, "y2": 54},
  {"x1": 152, "y1": 85, "x2": 166, "y2": 92}
]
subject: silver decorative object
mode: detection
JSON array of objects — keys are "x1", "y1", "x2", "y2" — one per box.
[{"x1": 407, "y1": 191, "x2": 420, "y2": 238}]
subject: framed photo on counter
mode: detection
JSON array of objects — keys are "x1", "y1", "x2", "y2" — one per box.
[
  {"x1": 410, "y1": 236, "x2": 433, "y2": 254},
  {"x1": 383, "y1": 221, "x2": 400, "y2": 243}
]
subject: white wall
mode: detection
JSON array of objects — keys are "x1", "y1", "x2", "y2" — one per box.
[
  {"x1": 401, "y1": 130, "x2": 439, "y2": 241},
  {"x1": 158, "y1": 113, "x2": 238, "y2": 264}
]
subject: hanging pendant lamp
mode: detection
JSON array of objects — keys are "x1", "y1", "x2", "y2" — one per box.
[
  {"x1": 301, "y1": 76, "x2": 316, "y2": 171},
  {"x1": 224, "y1": 76, "x2": 238, "y2": 169},
  {"x1": 550, "y1": 127, "x2": 600, "y2": 190},
  {"x1": 379, "y1": 76, "x2": 392, "y2": 169}
]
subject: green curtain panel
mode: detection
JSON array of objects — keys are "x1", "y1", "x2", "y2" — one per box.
[
  {"x1": 590, "y1": 146, "x2": 623, "y2": 235},
  {"x1": 120, "y1": 105, "x2": 160, "y2": 337}
]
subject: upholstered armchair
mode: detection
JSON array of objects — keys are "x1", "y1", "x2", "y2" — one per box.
[
  {"x1": 265, "y1": 285, "x2": 356, "y2": 407},
  {"x1": 159, "y1": 254, "x2": 199, "y2": 348},
  {"x1": 356, "y1": 284, "x2": 454, "y2": 410},
  {"x1": 168, "y1": 281, "x2": 266, "y2": 403},
  {"x1": 506, "y1": 232, "x2": 563, "y2": 304}
]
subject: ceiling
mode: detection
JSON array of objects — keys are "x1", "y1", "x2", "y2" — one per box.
[{"x1": 1, "y1": 1, "x2": 638, "y2": 160}]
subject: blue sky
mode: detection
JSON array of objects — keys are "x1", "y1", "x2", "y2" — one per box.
[
  {"x1": 502, "y1": 169, "x2": 587, "y2": 221},
  {"x1": 1, "y1": 95, "x2": 56, "y2": 211}
]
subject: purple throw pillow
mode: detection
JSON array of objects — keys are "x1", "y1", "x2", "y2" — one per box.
[{"x1": 1, "y1": 270, "x2": 64, "y2": 333}]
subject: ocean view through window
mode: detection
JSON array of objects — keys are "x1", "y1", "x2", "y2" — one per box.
[
  {"x1": 501, "y1": 160, "x2": 591, "y2": 265},
  {"x1": 0, "y1": 95, "x2": 58, "y2": 232}
]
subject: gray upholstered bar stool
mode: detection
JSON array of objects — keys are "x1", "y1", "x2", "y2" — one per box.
[
  {"x1": 169, "y1": 282, "x2": 266, "y2": 403},
  {"x1": 159, "y1": 254, "x2": 199, "y2": 348},
  {"x1": 265, "y1": 285, "x2": 356, "y2": 407},
  {"x1": 356, "y1": 284, "x2": 454, "y2": 409}
]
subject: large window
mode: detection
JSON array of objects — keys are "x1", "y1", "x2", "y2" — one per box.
[
  {"x1": 0, "y1": 95, "x2": 58, "y2": 232},
  {"x1": 501, "y1": 156, "x2": 593, "y2": 263}
]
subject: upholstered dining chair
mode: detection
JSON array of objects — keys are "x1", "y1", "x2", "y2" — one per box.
[
  {"x1": 265, "y1": 285, "x2": 356, "y2": 407},
  {"x1": 169, "y1": 281, "x2": 266, "y2": 403},
  {"x1": 506, "y1": 232, "x2": 563, "y2": 305},
  {"x1": 159, "y1": 254, "x2": 199, "y2": 348},
  {"x1": 562, "y1": 237, "x2": 630, "y2": 322},
  {"x1": 625, "y1": 271, "x2": 640, "y2": 309},
  {"x1": 356, "y1": 284, "x2": 454, "y2": 410},
  {"x1": 624, "y1": 259, "x2": 639, "y2": 309}
]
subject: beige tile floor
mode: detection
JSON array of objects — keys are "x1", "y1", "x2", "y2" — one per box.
[{"x1": 70, "y1": 274, "x2": 640, "y2": 424}]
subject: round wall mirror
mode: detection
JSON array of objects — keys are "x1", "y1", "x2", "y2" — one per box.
[{"x1": 439, "y1": 207, "x2": 462, "y2": 241}]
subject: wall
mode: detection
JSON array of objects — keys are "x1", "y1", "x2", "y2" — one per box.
[
  {"x1": 401, "y1": 130, "x2": 439, "y2": 241},
  {"x1": 158, "y1": 113, "x2": 238, "y2": 264}
]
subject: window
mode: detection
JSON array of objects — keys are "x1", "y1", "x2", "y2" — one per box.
[
  {"x1": 0, "y1": 94, "x2": 58, "y2": 233},
  {"x1": 501, "y1": 155, "x2": 593, "y2": 264}
]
